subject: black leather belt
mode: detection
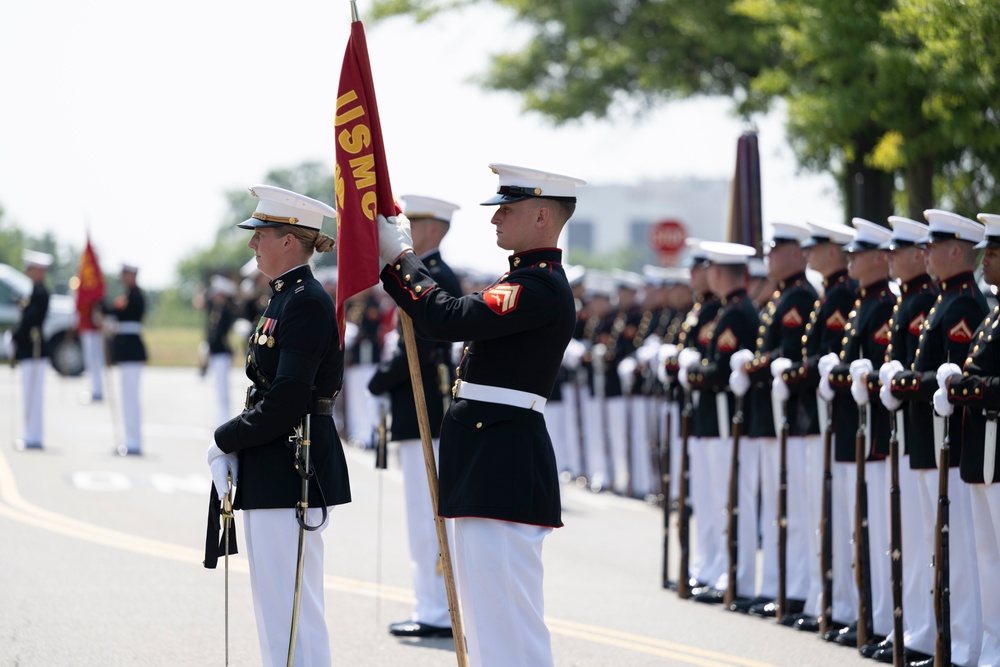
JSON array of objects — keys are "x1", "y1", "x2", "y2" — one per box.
[{"x1": 245, "y1": 386, "x2": 338, "y2": 415}]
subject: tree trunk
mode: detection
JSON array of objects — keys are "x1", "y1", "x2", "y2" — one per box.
[
  {"x1": 844, "y1": 146, "x2": 895, "y2": 226},
  {"x1": 905, "y1": 156, "x2": 935, "y2": 219}
]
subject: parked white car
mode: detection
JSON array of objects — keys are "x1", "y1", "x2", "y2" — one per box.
[{"x1": 0, "y1": 262, "x2": 84, "y2": 376}]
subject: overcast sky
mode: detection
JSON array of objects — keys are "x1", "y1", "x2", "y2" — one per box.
[{"x1": 0, "y1": 0, "x2": 842, "y2": 288}]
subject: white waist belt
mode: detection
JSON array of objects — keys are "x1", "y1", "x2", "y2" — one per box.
[
  {"x1": 117, "y1": 322, "x2": 143, "y2": 335},
  {"x1": 454, "y1": 380, "x2": 546, "y2": 414}
]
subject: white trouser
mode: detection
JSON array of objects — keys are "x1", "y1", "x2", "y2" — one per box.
[
  {"x1": 890, "y1": 458, "x2": 934, "y2": 653},
  {"x1": 758, "y1": 437, "x2": 779, "y2": 598},
  {"x1": 803, "y1": 436, "x2": 825, "y2": 617},
  {"x1": 785, "y1": 436, "x2": 813, "y2": 601},
  {"x1": 244, "y1": 508, "x2": 331, "y2": 667},
  {"x1": 629, "y1": 396, "x2": 656, "y2": 497},
  {"x1": 544, "y1": 400, "x2": 569, "y2": 476},
  {"x1": 80, "y1": 330, "x2": 104, "y2": 398},
  {"x1": 210, "y1": 353, "x2": 232, "y2": 426},
  {"x1": 689, "y1": 436, "x2": 722, "y2": 584},
  {"x1": 917, "y1": 468, "x2": 982, "y2": 666},
  {"x1": 559, "y1": 382, "x2": 583, "y2": 477},
  {"x1": 119, "y1": 362, "x2": 143, "y2": 451},
  {"x1": 19, "y1": 359, "x2": 45, "y2": 445},
  {"x1": 831, "y1": 460, "x2": 859, "y2": 624},
  {"x1": 452, "y1": 518, "x2": 553, "y2": 667},
  {"x1": 582, "y1": 392, "x2": 610, "y2": 489},
  {"x1": 605, "y1": 396, "x2": 629, "y2": 493},
  {"x1": 909, "y1": 468, "x2": 943, "y2": 655},
  {"x1": 344, "y1": 364, "x2": 377, "y2": 444},
  {"x1": 970, "y1": 483, "x2": 1000, "y2": 667},
  {"x1": 398, "y1": 439, "x2": 451, "y2": 628},
  {"x1": 865, "y1": 459, "x2": 892, "y2": 637},
  {"x1": 712, "y1": 436, "x2": 760, "y2": 597}
]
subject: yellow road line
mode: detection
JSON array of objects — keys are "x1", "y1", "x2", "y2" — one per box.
[{"x1": 0, "y1": 449, "x2": 777, "y2": 667}]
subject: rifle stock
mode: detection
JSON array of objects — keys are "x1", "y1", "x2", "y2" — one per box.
[
  {"x1": 855, "y1": 404, "x2": 873, "y2": 650},
  {"x1": 820, "y1": 400, "x2": 834, "y2": 635},
  {"x1": 888, "y1": 411, "x2": 905, "y2": 666},
  {"x1": 724, "y1": 394, "x2": 743, "y2": 608},
  {"x1": 661, "y1": 391, "x2": 673, "y2": 589},
  {"x1": 677, "y1": 390, "x2": 692, "y2": 598},
  {"x1": 776, "y1": 400, "x2": 789, "y2": 623},
  {"x1": 933, "y1": 432, "x2": 951, "y2": 667}
]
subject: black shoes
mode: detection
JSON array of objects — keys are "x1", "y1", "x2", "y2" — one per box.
[
  {"x1": 792, "y1": 614, "x2": 820, "y2": 632},
  {"x1": 872, "y1": 646, "x2": 932, "y2": 664},
  {"x1": 14, "y1": 440, "x2": 43, "y2": 451},
  {"x1": 861, "y1": 637, "x2": 892, "y2": 658},
  {"x1": 748, "y1": 598, "x2": 805, "y2": 618},
  {"x1": 820, "y1": 621, "x2": 850, "y2": 642},
  {"x1": 388, "y1": 621, "x2": 453, "y2": 638},
  {"x1": 730, "y1": 595, "x2": 772, "y2": 614},
  {"x1": 691, "y1": 588, "x2": 726, "y2": 604}
]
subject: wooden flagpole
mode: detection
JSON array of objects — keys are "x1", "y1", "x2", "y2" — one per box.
[{"x1": 399, "y1": 313, "x2": 468, "y2": 667}]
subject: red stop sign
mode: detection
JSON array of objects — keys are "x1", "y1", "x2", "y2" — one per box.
[{"x1": 650, "y1": 220, "x2": 687, "y2": 254}]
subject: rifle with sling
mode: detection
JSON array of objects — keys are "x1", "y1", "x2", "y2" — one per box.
[
  {"x1": 854, "y1": 403, "x2": 874, "y2": 650},
  {"x1": 724, "y1": 394, "x2": 744, "y2": 607},
  {"x1": 776, "y1": 398, "x2": 790, "y2": 623},
  {"x1": 889, "y1": 410, "x2": 906, "y2": 667},
  {"x1": 676, "y1": 387, "x2": 693, "y2": 598}
]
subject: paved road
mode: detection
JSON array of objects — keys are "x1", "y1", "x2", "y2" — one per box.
[{"x1": 0, "y1": 365, "x2": 870, "y2": 666}]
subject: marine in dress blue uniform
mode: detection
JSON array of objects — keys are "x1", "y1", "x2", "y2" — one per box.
[
  {"x1": 778, "y1": 219, "x2": 857, "y2": 631},
  {"x1": 868, "y1": 216, "x2": 938, "y2": 663},
  {"x1": 823, "y1": 219, "x2": 895, "y2": 648},
  {"x1": 739, "y1": 222, "x2": 818, "y2": 619},
  {"x1": 888, "y1": 210, "x2": 988, "y2": 667},
  {"x1": 12, "y1": 250, "x2": 52, "y2": 451},
  {"x1": 209, "y1": 185, "x2": 351, "y2": 667},
  {"x1": 377, "y1": 163, "x2": 583, "y2": 667},
  {"x1": 943, "y1": 212, "x2": 1000, "y2": 667},
  {"x1": 103, "y1": 263, "x2": 147, "y2": 455},
  {"x1": 682, "y1": 242, "x2": 759, "y2": 605},
  {"x1": 367, "y1": 194, "x2": 463, "y2": 638},
  {"x1": 204, "y1": 274, "x2": 238, "y2": 426}
]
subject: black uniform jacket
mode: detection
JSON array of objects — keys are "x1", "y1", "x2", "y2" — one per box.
[
  {"x1": 782, "y1": 269, "x2": 856, "y2": 436},
  {"x1": 948, "y1": 303, "x2": 1000, "y2": 484},
  {"x1": 13, "y1": 282, "x2": 49, "y2": 361},
  {"x1": 883, "y1": 274, "x2": 937, "y2": 454},
  {"x1": 745, "y1": 272, "x2": 818, "y2": 438},
  {"x1": 104, "y1": 286, "x2": 147, "y2": 363},
  {"x1": 367, "y1": 250, "x2": 462, "y2": 441},
  {"x1": 380, "y1": 248, "x2": 575, "y2": 528},
  {"x1": 828, "y1": 280, "x2": 895, "y2": 462},
  {"x1": 665, "y1": 294, "x2": 721, "y2": 436},
  {"x1": 215, "y1": 265, "x2": 351, "y2": 511},
  {"x1": 889, "y1": 271, "x2": 987, "y2": 469},
  {"x1": 206, "y1": 298, "x2": 236, "y2": 356},
  {"x1": 687, "y1": 289, "x2": 758, "y2": 438}
]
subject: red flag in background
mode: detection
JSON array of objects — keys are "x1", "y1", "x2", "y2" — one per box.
[
  {"x1": 334, "y1": 19, "x2": 400, "y2": 347},
  {"x1": 75, "y1": 235, "x2": 105, "y2": 332}
]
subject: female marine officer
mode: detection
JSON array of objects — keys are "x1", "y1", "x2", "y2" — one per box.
[{"x1": 208, "y1": 185, "x2": 351, "y2": 667}]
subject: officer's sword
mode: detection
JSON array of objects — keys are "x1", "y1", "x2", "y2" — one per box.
[
  {"x1": 286, "y1": 414, "x2": 327, "y2": 667},
  {"x1": 223, "y1": 477, "x2": 233, "y2": 667}
]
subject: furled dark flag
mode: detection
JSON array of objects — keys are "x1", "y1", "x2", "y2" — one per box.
[
  {"x1": 727, "y1": 130, "x2": 763, "y2": 253},
  {"x1": 334, "y1": 18, "x2": 400, "y2": 347}
]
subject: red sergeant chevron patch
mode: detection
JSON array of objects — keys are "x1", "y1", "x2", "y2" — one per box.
[
  {"x1": 717, "y1": 328, "x2": 738, "y2": 352},
  {"x1": 948, "y1": 319, "x2": 974, "y2": 343},
  {"x1": 825, "y1": 311, "x2": 847, "y2": 331},
  {"x1": 483, "y1": 284, "x2": 522, "y2": 315},
  {"x1": 781, "y1": 307, "x2": 803, "y2": 328},
  {"x1": 873, "y1": 322, "x2": 891, "y2": 345},
  {"x1": 908, "y1": 312, "x2": 926, "y2": 336}
]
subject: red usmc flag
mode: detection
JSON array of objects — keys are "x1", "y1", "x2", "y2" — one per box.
[
  {"x1": 334, "y1": 19, "x2": 400, "y2": 347},
  {"x1": 75, "y1": 235, "x2": 105, "y2": 331}
]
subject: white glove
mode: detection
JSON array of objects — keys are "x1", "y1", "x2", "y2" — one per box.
[
  {"x1": 878, "y1": 360, "x2": 904, "y2": 411},
  {"x1": 879, "y1": 360, "x2": 904, "y2": 389},
  {"x1": 771, "y1": 358, "x2": 792, "y2": 404},
  {"x1": 818, "y1": 352, "x2": 840, "y2": 379},
  {"x1": 729, "y1": 349, "x2": 754, "y2": 375},
  {"x1": 933, "y1": 386, "x2": 954, "y2": 417},
  {"x1": 617, "y1": 357, "x2": 638, "y2": 392},
  {"x1": 729, "y1": 369, "x2": 751, "y2": 397},
  {"x1": 635, "y1": 340, "x2": 658, "y2": 366},
  {"x1": 656, "y1": 343, "x2": 679, "y2": 384},
  {"x1": 380, "y1": 329, "x2": 400, "y2": 362},
  {"x1": 563, "y1": 338, "x2": 586, "y2": 370},
  {"x1": 879, "y1": 384, "x2": 902, "y2": 412},
  {"x1": 936, "y1": 362, "x2": 962, "y2": 390},
  {"x1": 678, "y1": 348, "x2": 701, "y2": 372},
  {"x1": 377, "y1": 213, "x2": 413, "y2": 265},
  {"x1": 849, "y1": 359, "x2": 873, "y2": 405},
  {"x1": 206, "y1": 443, "x2": 238, "y2": 498},
  {"x1": 677, "y1": 348, "x2": 701, "y2": 392}
]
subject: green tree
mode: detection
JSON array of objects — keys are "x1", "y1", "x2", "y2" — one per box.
[{"x1": 372, "y1": 0, "x2": 1000, "y2": 220}]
